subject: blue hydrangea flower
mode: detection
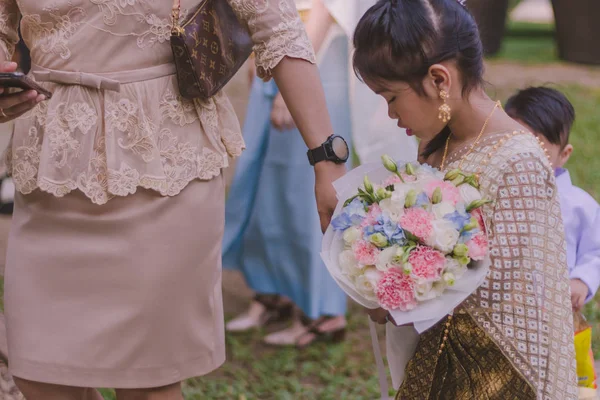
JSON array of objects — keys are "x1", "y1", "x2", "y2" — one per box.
[
  {"x1": 419, "y1": 163, "x2": 440, "y2": 175},
  {"x1": 459, "y1": 227, "x2": 480, "y2": 243},
  {"x1": 372, "y1": 214, "x2": 406, "y2": 245},
  {"x1": 332, "y1": 198, "x2": 366, "y2": 231},
  {"x1": 444, "y1": 204, "x2": 471, "y2": 231},
  {"x1": 414, "y1": 192, "x2": 430, "y2": 208}
]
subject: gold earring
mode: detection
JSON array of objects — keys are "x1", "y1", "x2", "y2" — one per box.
[{"x1": 438, "y1": 90, "x2": 451, "y2": 123}]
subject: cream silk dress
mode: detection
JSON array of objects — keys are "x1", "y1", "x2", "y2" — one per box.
[{"x1": 0, "y1": 0, "x2": 315, "y2": 388}]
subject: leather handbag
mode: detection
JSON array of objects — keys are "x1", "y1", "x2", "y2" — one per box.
[{"x1": 170, "y1": 0, "x2": 253, "y2": 99}]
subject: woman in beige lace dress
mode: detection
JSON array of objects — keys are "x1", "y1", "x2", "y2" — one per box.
[{"x1": 0, "y1": 1, "x2": 346, "y2": 398}]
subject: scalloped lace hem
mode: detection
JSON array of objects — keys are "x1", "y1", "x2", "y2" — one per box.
[
  {"x1": 14, "y1": 167, "x2": 223, "y2": 205},
  {"x1": 9, "y1": 148, "x2": 228, "y2": 205}
]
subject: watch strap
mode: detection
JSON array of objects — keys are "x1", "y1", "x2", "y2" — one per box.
[{"x1": 307, "y1": 144, "x2": 327, "y2": 166}]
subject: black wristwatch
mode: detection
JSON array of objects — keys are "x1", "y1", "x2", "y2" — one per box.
[{"x1": 307, "y1": 135, "x2": 349, "y2": 166}]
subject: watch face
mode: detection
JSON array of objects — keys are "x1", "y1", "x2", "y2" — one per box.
[{"x1": 331, "y1": 136, "x2": 349, "y2": 161}]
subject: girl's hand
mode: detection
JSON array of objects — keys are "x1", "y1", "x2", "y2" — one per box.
[
  {"x1": 367, "y1": 307, "x2": 414, "y2": 327},
  {"x1": 367, "y1": 308, "x2": 396, "y2": 325}
]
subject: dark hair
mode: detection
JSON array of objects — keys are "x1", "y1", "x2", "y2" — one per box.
[
  {"x1": 352, "y1": 0, "x2": 485, "y2": 158},
  {"x1": 505, "y1": 87, "x2": 575, "y2": 149}
]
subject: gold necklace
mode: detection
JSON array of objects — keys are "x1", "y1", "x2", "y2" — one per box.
[{"x1": 440, "y1": 100, "x2": 502, "y2": 171}]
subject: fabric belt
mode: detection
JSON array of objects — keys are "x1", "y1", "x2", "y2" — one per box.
[{"x1": 31, "y1": 63, "x2": 177, "y2": 92}]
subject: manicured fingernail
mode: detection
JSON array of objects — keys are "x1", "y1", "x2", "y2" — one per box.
[
  {"x1": 37, "y1": 95, "x2": 46, "y2": 102},
  {"x1": 3, "y1": 61, "x2": 16, "y2": 69}
]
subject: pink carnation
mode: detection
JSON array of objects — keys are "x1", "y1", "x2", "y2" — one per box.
[
  {"x1": 376, "y1": 268, "x2": 417, "y2": 311},
  {"x1": 472, "y1": 208, "x2": 486, "y2": 234},
  {"x1": 408, "y1": 246, "x2": 445, "y2": 282},
  {"x1": 383, "y1": 174, "x2": 416, "y2": 186},
  {"x1": 424, "y1": 180, "x2": 460, "y2": 206},
  {"x1": 361, "y1": 203, "x2": 382, "y2": 228},
  {"x1": 352, "y1": 240, "x2": 380, "y2": 265},
  {"x1": 467, "y1": 233, "x2": 488, "y2": 261},
  {"x1": 400, "y1": 208, "x2": 433, "y2": 241}
]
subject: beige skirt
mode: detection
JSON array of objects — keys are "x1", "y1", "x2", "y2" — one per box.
[{"x1": 4, "y1": 177, "x2": 226, "y2": 388}]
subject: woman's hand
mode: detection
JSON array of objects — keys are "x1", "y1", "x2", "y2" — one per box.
[
  {"x1": 270, "y1": 93, "x2": 295, "y2": 132},
  {"x1": 314, "y1": 161, "x2": 345, "y2": 233},
  {"x1": 247, "y1": 60, "x2": 256, "y2": 86},
  {"x1": 0, "y1": 62, "x2": 45, "y2": 123}
]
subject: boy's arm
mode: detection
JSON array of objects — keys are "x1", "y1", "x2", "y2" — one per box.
[{"x1": 570, "y1": 206, "x2": 600, "y2": 303}]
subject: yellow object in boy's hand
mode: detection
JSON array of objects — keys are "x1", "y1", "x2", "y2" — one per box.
[
  {"x1": 573, "y1": 312, "x2": 597, "y2": 391},
  {"x1": 571, "y1": 279, "x2": 589, "y2": 311}
]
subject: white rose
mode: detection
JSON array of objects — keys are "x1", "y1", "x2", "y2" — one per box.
[
  {"x1": 354, "y1": 267, "x2": 382, "y2": 300},
  {"x1": 426, "y1": 219, "x2": 460, "y2": 253},
  {"x1": 379, "y1": 198, "x2": 405, "y2": 222},
  {"x1": 343, "y1": 226, "x2": 362, "y2": 247},
  {"x1": 444, "y1": 257, "x2": 467, "y2": 279},
  {"x1": 414, "y1": 280, "x2": 445, "y2": 301},
  {"x1": 416, "y1": 176, "x2": 435, "y2": 192},
  {"x1": 414, "y1": 281, "x2": 434, "y2": 301},
  {"x1": 458, "y1": 184, "x2": 482, "y2": 205},
  {"x1": 339, "y1": 250, "x2": 362, "y2": 277},
  {"x1": 443, "y1": 272, "x2": 456, "y2": 286},
  {"x1": 391, "y1": 184, "x2": 412, "y2": 205},
  {"x1": 414, "y1": 172, "x2": 439, "y2": 189},
  {"x1": 376, "y1": 245, "x2": 401, "y2": 272},
  {"x1": 431, "y1": 201, "x2": 456, "y2": 220}
]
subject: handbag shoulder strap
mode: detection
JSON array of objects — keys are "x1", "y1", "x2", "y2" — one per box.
[{"x1": 171, "y1": 0, "x2": 181, "y2": 32}]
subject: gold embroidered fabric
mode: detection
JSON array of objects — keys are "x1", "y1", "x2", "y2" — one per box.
[
  {"x1": 397, "y1": 312, "x2": 537, "y2": 399},
  {"x1": 0, "y1": 0, "x2": 315, "y2": 204},
  {"x1": 397, "y1": 132, "x2": 578, "y2": 399}
]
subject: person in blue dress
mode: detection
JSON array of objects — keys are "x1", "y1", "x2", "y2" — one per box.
[{"x1": 223, "y1": 0, "x2": 418, "y2": 346}]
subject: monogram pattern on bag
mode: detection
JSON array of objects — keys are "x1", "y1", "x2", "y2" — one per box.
[{"x1": 171, "y1": 1, "x2": 252, "y2": 99}]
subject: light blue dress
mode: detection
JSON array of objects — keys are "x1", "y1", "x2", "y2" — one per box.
[{"x1": 222, "y1": 33, "x2": 350, "y2": 319}]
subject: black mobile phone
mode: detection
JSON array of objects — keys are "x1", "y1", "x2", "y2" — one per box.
[{"x1": 0, "y1": 72, "x2": 52, "y2": 99}]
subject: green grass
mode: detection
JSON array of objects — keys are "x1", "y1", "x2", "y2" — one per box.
[
  {"x1": 2, "y1": 83, "x2": 600, "y2": 398},
  {"x1": 562, "y1": 84, "x2": 600, "y2": 354},
  {"x1": 562, "y1": 85, "x2": 600, "y2": 198},
  {"x1": 87, "y1": 303, "x2": 388, "y2": 400},
  {"x1": 11, "y1": 82, "x2": 600, "y2": 399},
  {"x1": 3, "y1": 37, "x2": 600, "y2": 397},
  {"x1": 182, "y1": 312, "x2": 386, "y2": 399},
  {"x1": 489, "y1": 21, "x2": 558, "y2": 64}
]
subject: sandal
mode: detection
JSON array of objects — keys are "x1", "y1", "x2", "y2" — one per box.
[
  {"x1": 293, "y1": 315, "x2": 347, "y2": 349},
  {"x1": 226, "y1": 294, "x2": 293, "y2": 332},
  {"x1": 255, "y1": 294, "x2": 294, "y2": 325}
]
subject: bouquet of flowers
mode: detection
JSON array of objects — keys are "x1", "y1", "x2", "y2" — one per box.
[{"x1": 322, "y1": 156, "x2": 492, "y2": 330}]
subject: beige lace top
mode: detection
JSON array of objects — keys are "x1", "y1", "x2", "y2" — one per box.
[
  {"x1": 0, "y1": 0, "x2": 315, "y2": 204},
  {"x1": 445, "y1": 131, "x2": 577, "y2": 399}
]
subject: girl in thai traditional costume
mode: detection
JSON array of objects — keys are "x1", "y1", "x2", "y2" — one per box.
[{"x1": 352, "y1": 0, "x2": 577, "y2": 398}]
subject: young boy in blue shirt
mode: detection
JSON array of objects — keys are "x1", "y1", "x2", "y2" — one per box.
[{"x1": 506, "y1": 87, "x2": 600, "y2": 311}]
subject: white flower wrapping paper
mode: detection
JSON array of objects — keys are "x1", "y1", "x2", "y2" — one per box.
[
  {"x1": 321, "y1": 162, "x2": 493, "y2": 395},
  {"x1": 321, "y1": 162, "x2": 491, "y2": 332}
]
